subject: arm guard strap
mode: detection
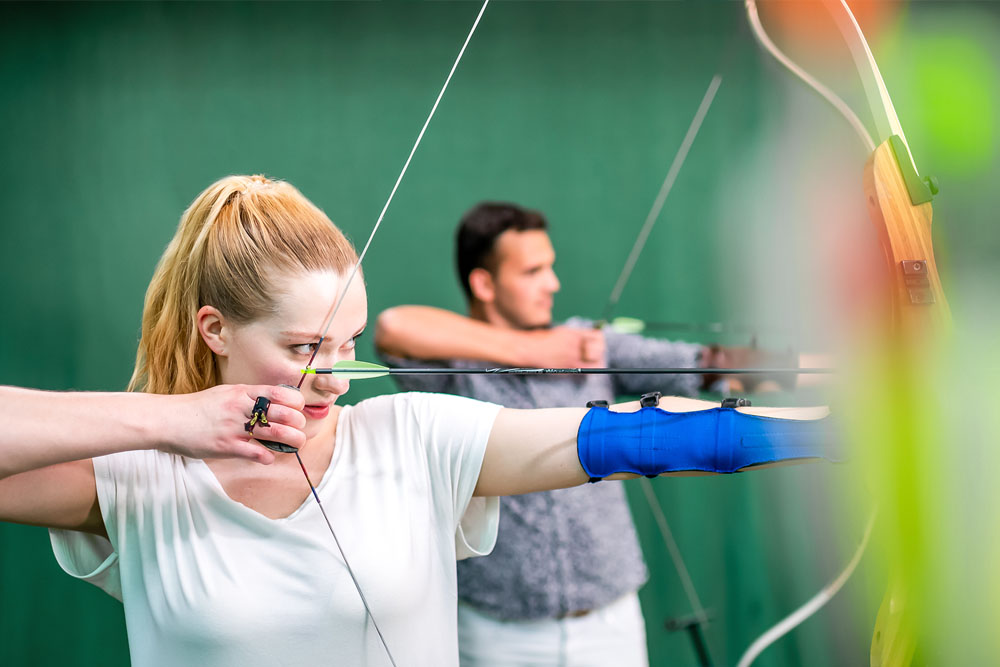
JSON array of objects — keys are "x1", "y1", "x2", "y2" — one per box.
[{"x1": 577, "y1": 404, "x2": 841, "y2": 481}]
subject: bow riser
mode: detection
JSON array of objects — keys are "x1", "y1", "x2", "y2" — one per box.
[
  {"x1": 863, "y1": 140, "x2": 951, "y2": 338},
  {"x1": 863, "y1": 139, "x2": 951, "y2": 667}
]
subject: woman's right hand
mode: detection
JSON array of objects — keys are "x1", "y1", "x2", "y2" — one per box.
[{"x1": 162, "y1": 384, "x2": 306, "y2": 464}]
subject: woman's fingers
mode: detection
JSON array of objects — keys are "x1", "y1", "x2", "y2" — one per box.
[
  {"x1": 249, "y1": 384, "x2": 305, "y2": 412},
  {"x1": 249, "y1": 421, "x2": 307, "y2": 452},
  {"x1": 235, "y1": 441, "x2": 276, "y2": 466},
  {"x1": 254, "y1": 402, "x2": 306, "y2": 431},
  {"x1": 236, "y1": 386, "x2": 308, "y2": 457},
  {"x1": 239, "y1": 386, "x2": 307, "y2": 454}
]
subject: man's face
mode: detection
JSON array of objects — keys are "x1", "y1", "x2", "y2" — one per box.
[{"x1": 488, "y1": 229, "x2": 560, "y2": 329}]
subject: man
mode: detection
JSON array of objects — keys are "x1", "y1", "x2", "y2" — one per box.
[{"x1": 375, "y1": 202, "x2": 758, "y2": 666}]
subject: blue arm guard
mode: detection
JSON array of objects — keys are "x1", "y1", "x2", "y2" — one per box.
[{"x1": 577, "y1": 405, "x2": 842, "y2": 481}]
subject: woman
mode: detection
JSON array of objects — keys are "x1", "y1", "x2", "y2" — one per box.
[{"x1": 0, "y1": 175, "x2": 833, "y2": 666}]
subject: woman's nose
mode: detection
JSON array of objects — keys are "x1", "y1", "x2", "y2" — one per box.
[
  {"x1": 310, "y1": 370, "x2": 350, "y2": 396},
  {"x1": 309, "y1": 347, "x2": 352, "y2": 395}
]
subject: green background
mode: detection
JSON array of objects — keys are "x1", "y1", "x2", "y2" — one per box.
[{"x1": 1, "y1": 1, "x2": 996, "y2": 665}]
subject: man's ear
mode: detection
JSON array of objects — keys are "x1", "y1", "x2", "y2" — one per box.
[
  {"x1": 196, "y1": 305, "x2": 228, "y2": 356},
  {"x1": 468, "y1": 267, "x2": 496, "y2": 305}
]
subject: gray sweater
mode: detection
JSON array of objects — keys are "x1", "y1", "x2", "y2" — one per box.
[{"x1": 380, "y1": 318, "x2": 702, "y2": 620}]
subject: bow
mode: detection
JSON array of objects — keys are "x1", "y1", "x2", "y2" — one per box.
[{"x1": 736, "y1": 2, "x2": 950, "y2": 665}]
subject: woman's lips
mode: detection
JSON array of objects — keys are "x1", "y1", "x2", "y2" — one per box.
[{"x1": 303, "y1": 404, "x2": 330, "y2": 420}]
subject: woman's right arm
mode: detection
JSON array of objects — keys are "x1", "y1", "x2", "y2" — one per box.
[{"x1": 0, "y1": 384, "x2": 305, "y2": 532}]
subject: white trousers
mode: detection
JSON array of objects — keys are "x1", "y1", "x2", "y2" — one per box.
[{"x1": 457, "y1": 592, "x2": 649, "y2": 667}]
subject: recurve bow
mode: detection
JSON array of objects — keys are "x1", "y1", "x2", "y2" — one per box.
[{"x1": 742, "y1": 1, "x2": 950, "y2": 664}]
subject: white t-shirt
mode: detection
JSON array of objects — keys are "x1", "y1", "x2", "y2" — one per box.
[{"x1": 50, "y1": 392, "x2": 502, "y2": 667}]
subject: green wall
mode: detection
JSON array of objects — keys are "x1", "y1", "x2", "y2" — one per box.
[{"x1": 1, "y1": 1, "x2": 996, "y2": 665}]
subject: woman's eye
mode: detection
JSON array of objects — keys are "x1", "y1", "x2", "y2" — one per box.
[
  {"x1": 343, "y1": 334, "x2": 361, "y2": 351},
  {"x1": 291, "y1": 343, "x2": 319, "y2": 355}
]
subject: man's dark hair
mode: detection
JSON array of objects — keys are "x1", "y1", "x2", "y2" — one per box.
[{"x1": 455, "y1": 202, "x2": 548, "y2": 301}]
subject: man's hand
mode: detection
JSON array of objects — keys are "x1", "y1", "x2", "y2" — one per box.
[
  {"x1": 700, "y1": 344, "x2": 799, "y2": 393},
  {"x1": 522, "y1": 327, "x2": 606, "y2": 368}
]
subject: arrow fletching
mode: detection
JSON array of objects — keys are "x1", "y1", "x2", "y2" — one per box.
[
  {"x1": 609, "y1": 316, "x2": 647, "y2": 334},
  {"x1": 301, "y1": 360, "x2": 391, "y2": 379}
]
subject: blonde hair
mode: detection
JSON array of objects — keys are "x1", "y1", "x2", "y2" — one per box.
[{"x1": 128, "y1": 175, "x2": 357, "y2": 394}]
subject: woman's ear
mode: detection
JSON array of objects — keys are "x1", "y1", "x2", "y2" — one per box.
[
  {"x1": 196, "y1": 305, "x2": 228, "y2": 356},
  {"x1": 468, "y1": 267, "x2": 496, "y2": 305}
]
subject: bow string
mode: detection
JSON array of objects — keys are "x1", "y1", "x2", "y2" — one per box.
[{"x1": 288, "y1": 3, "x2": 492, "y2": 665}]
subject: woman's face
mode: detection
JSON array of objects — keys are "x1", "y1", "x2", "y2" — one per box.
[{"x1": 207, "y1": 269, "x2": 368, "y2": 434}]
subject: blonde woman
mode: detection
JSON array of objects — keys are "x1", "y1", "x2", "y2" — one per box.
[{"x1": 0, "y1": 175, "x2": 834, "y2": 666}]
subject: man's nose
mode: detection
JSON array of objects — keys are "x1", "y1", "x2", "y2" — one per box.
[{"x1": 548, "y1": 269, "x2": 560, "y2": 293}]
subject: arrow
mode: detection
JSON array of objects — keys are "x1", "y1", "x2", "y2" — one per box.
[
  {"x1": 304, "y1": 360, "x2": 833, "y2": 380},
  {"x1": 609, "y1": 316, "x2": 787, "y2": 336}
]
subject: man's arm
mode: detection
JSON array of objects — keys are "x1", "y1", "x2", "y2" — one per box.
[
  {"x1": 375, "y1": 305, "x2": 604, "y2": 367},
  {"x1": 606, "y1": 328, "x2": 822, "y2": 396},
  {"x1": 604, "y1": 328, "x2": 705, "y2": 397}
]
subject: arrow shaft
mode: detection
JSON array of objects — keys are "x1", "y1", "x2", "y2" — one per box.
[{"x1": 309, "y1": 366, "x2": 832, "y2": 375}]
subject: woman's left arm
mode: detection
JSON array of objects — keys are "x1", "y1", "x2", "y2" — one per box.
[{"x1": 474, "y1": 397, "x2": 832, "y2": 497}]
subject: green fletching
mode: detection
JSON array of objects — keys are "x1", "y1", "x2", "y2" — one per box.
[
  {"x1": 323, "y1": 360, "x2": 390, "y2": 380},
  {"x1": 609, "y1": 316, "x2": 646, "y2": 334}
]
